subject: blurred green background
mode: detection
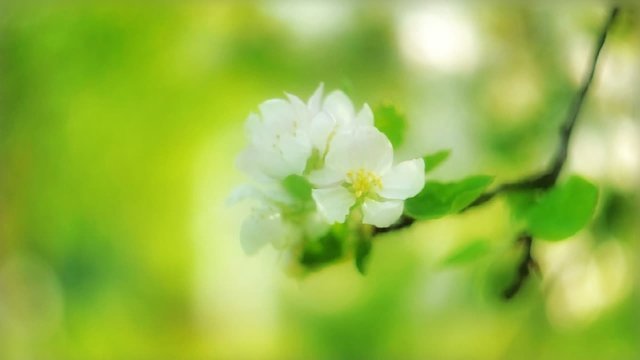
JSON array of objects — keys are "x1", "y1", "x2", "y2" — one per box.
[{"x1": 1, "y1": 2, "x2": 639, "y2": 359}]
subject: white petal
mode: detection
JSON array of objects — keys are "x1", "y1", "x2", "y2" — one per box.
[
  {"x1": 242, "y1": 206, "x2": 301, "y2": 253},
  {"x1": 238, "y1": 146, "x2": 290, "y2": 181},
  {"x1": 285, "y1": 92, "x2": 306, "y2": 113},
  {"x1": 379, "y1": 159, "x2": 425, "y2": 200},
  {"x1": 227, "y1": 182, "x2": 295, "y2": 207},
  {"x1": 226, "y1": 184, "x2": 261, "y2": 206},
  {"x1": 286, "y1": 92, "x2": 311, "y2": 130},
  {"x1": 279, "y1": 132, "x2": 312, "y2": 175},
  {"x1": 246, "y1": 113, "x2": 279, "y2": 151},
  {"x1": 312, "y1": 187, "x2": 355, "y2": 223},
  {"x1": 308, "y1": 166, "x2": 343, "y2": 187},
  {"x1": 309, "y1": 112, "x2": 336, "y2": 153},
  {"x1": 325, "y1": 126, "x2": 393, "y2": 174},
  {"x1": 308, "y1": 83, "x2": 324, "y2": 114},
  {"x1": 302, "y1": 212, "x2": 331, "y2": 239},
  {"x1": 269, "y1": 223, "x2": 296, "y2": 249},
  {"x1": 260, "y1": 182, "x2": 295, "y2": 204},
  {"x1": 362, "y1": 199, "x2": 404, "y2": 228},
  {"x1": 259, "y1": 98, "x2": 295, "y2": 132},
  {"x1": 240, "y1": 209, "x2": 287, "y2": 255},
  {"x1": 262, "y1": 157, "x2": 293, "y2": 179},
  {"x1": 355, "y1": 103, "x2": 374, "y2": 127},
  {"x1": 245, "y1": 112, "x2": 262, "y2": 141},
  {"x1": 240, "y1": 218, "x2": 269, "y2": 255},
  {"x1": 322, "y1": 132, "x2": 352, "y2": 173},
  {"x1": 236, "y1": 148, "x2": 272, "y2": 182},
  {"x1": 323, "y1": 90, "x2": 355, "y2": 125}
]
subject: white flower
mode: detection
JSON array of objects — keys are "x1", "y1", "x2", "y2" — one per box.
[
  {"x1": 234, "y1": 85, "x2": 419, "y2": 257},
  {"x1": 233, "y1": 86, "x2": 331, "y2": 256},
  {"x1": 310, "y1": 126, "x2": 425, "y2": 227},
  {"x1": 239, "y1": 203, "x2": 331, "y2": 255},
  {"x1": 236, "y1": 84, "x2": 373, "y2": 183},
  {"x1": 236, "y1": 92, "x2": 317, "y2": 182},
  {"x1": 307, "y1": 86, "x2": 374, "y2": 155},
  {"x1": 227, "y1": 182, "x2": 295, "y2": 207},
  {"x1": 240, "y1": 205, "x2": 299, "y2": 255}
]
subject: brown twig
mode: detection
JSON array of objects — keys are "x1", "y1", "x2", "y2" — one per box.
[
  {"x1": 373, "y1": 7, "x2": 619, "y2": 298},
  {"x1": 503, "y1": 233, "x2": 538, "y2": 299},
  {"x1": 463, "y1": 6, "x2": 619, "y2": 212},
  {"x1": 373, "y1": 7, "x2": 619, "y2": 237}
]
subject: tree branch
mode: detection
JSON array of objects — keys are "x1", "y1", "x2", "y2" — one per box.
[
  {"x1": 503, "y1": 233, "x2": 538, "y2": 299},
  {"x1": 463, "y1": 6, "x2": 619, "y2": 211},
  {"x1": 373, "y1": 7, "x2": 619, "y2": 237},
  {"x1": 373, "y1": 215, "x2": 414, "y2": 235}
]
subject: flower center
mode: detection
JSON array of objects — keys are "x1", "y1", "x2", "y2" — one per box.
[{"x1": 346, "y1": 169, "x2": 382, "y2": 198}]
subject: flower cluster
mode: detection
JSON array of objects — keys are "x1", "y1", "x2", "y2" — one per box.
[{"x1": 232, "y1": 85, "x2": 425, "y2": 257}]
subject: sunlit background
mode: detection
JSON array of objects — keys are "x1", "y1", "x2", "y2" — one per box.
[{"x1": 1, "y1": 2, "x2": 639, "y2": 359}]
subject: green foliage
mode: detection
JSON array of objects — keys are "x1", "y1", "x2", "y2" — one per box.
[
  {"x1": 423, "y1": 150, "x2": 451, "y2": 173},
  {"x1": 373, "y1": 104, "x2": 406, "y2": 148},
  {"x1": 405, "y1": 176, "x2": 494, "y2": 220},
  {"x1": 0, "y1": 3, "x2": 633, "y2": 359},
  {"x1": 354, "y1": 238, "x2": 373, "y2": 275},
  {"x1": 442, "y1": 239, "x2": 490, "y2": 267},
  {"x1": 592, "y1": 190, "x2": 638, "y2": 240},
  {"x1": 299, "y1": 227, "x2": 345, "y2": 270},
  {"x1": 526, "y1": 175, "x2": 599, "y2": 241},
  {"x1": 505, "y1": 190, "x2": 540, "y2": 221},
  {"x1": 282, "y1": 174, "x2": 313, "y2": 202}
]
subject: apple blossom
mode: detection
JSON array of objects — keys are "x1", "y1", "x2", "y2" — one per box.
[
  {"x1": 233, "y1": 85, "x2": 426, "y2": 258},
  {"x1": 236, "y1": 97, "x2": 313, "y2": 183},
  {"x1": 310, "y1": 126, "x2": 425, "y2": 227},
  {"x1": 240, "y1": 205, "x2": 298, "y2": 255},
  {"x1": 307, "y1": 86, "x2": 375, "y2": 156}
]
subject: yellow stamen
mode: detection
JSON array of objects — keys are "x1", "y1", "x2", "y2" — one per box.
[{"x1": 346, "y1": 169, "x2": 382, "y2": 198}]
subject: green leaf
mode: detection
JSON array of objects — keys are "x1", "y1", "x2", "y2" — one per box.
[
  {"x1": 449, "y1": 176, "x2": 494, "y2": 212},
  {"x1": 354, "y1": 239, "x2": 373, "y2": 275},
  {"x1": 299, "y1": 228, "x2": 344, "y2": 270},
  {"x1": 404, "y1": 181, "x2": 452, "y2": 219},
  {"x1": 405, "y1": 175, "x2": 493, "y2": 220},
  {"x1": 526, "y1": 175, "x2": 599, "y2": 241},
  {"x1": 423, "y1": 150, "x2": 451, "y2": 173},
  {"x1": 505, "y1": 190, "x2": 538, "y2": 220},
  {"x1": 442, "y1": 239, "x2": 490, "y2": 267},
  {"x1": 374, "y1": 104, "x2": 406, "y2": 148},
  {"x1": 282, "y1": 174, "x2": 312, "y2": 202}
]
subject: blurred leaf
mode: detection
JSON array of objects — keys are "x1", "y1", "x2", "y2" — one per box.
[
  {"x1": 592, "y1": 190, "x2": 638, "y2": 241},
  {"x1": 354, "y1": 238, "x2": 373, "y2": 275},
  {"x1": 449, "y1": 176, "x2": 494, "y2": 212},
  {"x1": 405, "y1": 176, "x2": 493, "y2": 220},
  {"x1": 282, "y1": 174, "x2": 312, "y2": 202},
  {"x1": 442, "y1": 239, "x2": 490, "y2": 267},
  {"x1": 299, "y1": 228, "x2": 344, "y2": 270},
  {"x1": 526, "y1": 175, "x2": 599, "y2": 241},
  {"x1": 423, "y1": 150, "x2": 451, "y2": 173},
  {"x1": 505, "y1": 190, "x2": 540, "y2": 220},
  {"x1": 374, "y1": 104, "x2": 406, "y2": 148},
  {"x1": 404, "y1": 181, "x2": 452, "y2": 219}
]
